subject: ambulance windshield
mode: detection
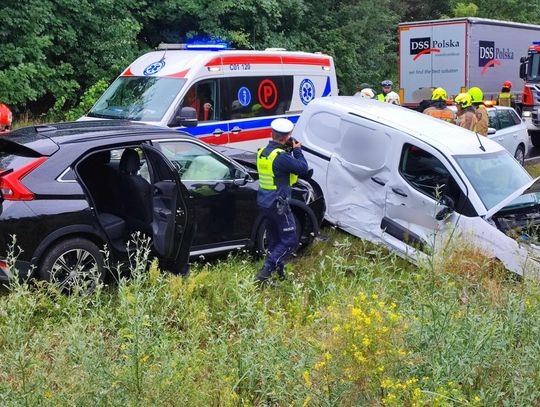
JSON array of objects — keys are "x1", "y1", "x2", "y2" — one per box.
[{"x1": 88, "y1": 76, "x2": 186, "y2": 121}]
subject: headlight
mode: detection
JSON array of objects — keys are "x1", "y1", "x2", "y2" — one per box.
[{"x1": 523, "y1": 111, "x2": 532, "y2": 117}]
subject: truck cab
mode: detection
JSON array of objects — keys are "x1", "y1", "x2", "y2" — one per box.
[{"x1": 520, "y1": 41, "x2": 540, "y2": 145}]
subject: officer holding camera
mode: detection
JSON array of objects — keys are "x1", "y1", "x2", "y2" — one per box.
[{"x1": 255, "y1": 118, "x2": 309, "y2": 284}]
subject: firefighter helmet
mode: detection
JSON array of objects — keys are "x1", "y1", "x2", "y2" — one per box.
[
  {"x1": 455, "y1": 93, "x2": 473, "y2": 109},
  {"x1": 431, "y1": 87, "x2": 447, "y2": 101}
]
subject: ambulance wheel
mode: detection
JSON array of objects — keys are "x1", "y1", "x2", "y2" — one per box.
[{"x1": 530, "y1": 131, "x2": 540, "y2": 148}]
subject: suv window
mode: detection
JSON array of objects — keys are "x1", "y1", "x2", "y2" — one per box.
[
  {"x1": 399, "y1": 143, "x2": 462, "y2": 205},
  {"x1": 179, "y1": 79, "x2": 222, "y2": 122},
  {"x1": 227, "y1": 76, "x2": 293, "y2": 119},
  {"x1": 154, "y1": 141, "x2": 235, "y2": 181}
]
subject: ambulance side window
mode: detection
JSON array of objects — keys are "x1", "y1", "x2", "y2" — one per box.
[
  {"x1": 179, "y1": 79, "x2": 222, "y2": 122},
  {"x1": 227, "y1": 76, "x2": 293, "y2": 120}
]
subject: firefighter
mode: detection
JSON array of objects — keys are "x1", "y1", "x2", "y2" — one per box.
[
  {"x1": 423, "y1": 87, "x2": 456, "y2": 123},
  {"x1": 255, "y1": 118, "x2": 309, "y2": 284},
  {"x1": 468, "y1": 87, "x2": 488, "y2": 136},
  {"x1": 497, "y1": 81, "x2": 516, "y2": 108},
  {"x1": 377, "y1": 80, "x2": 393, "y2": 101},
  {"x1": 454, "y1": 93, "x2": 478, "y2": 131},
  {"x1": 0, "y1": 103, "x2": 13, "y2": 132}
]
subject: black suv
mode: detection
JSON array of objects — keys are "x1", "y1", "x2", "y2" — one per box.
[{"x1": 0, "y1": 121, "x2": 324, "y2": 285}]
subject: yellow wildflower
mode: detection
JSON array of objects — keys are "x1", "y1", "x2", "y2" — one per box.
[
  {"x1": 303, "y1": 396, "x2": 312, "y2": 406},
  {"x1": 303, "y1": 370, "x2": 312, "y2": 386}
]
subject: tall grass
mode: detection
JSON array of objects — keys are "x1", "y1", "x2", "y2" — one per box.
[{"x1": 2, "y1": 229, "x2": 540, "y2": 405}]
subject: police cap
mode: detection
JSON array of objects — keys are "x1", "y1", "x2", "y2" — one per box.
[{"x1": 271, "y1": 118, "x2": 294, "y2": 136}]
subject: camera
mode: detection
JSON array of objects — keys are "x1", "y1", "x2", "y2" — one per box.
[{"x1": 284, "y1": 137, "x2": 298, "y2": 152}]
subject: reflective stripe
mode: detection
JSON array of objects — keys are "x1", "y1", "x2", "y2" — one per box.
[
  {"x1": 257, "y1": 147, "x2": 298, "y2": 190},
  {"x1": 377, "y1": 94, "x2": 384, "y2": 102}
]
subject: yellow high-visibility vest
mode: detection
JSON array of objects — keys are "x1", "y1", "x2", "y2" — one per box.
[{"x1": 257, "y1": 148, "x2": 298, "y2": 190}]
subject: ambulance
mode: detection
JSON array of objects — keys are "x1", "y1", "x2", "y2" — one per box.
[{"x1": 81, "y1": 42, "x2": 338, "y2": 151}]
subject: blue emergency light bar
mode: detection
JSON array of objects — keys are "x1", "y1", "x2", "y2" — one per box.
[
  {"x1": 533, "y1": 41, "x2": 540, "y2": 45},
  {"x1": 185, "y1": 40, "x2": 230, "y2": 51}
]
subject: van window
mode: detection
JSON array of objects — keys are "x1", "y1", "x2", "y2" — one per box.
[
  {"x1": 180, "y1": 79, "x2": 222, "y2": 122},
  {"x1": 227, "y1": 76, "x2": 293, "y2": 119},
  {"x1": 338, "y1": 118, "x2": 389, "y2": 169},
  {"x1": 306, "y1": 112, "x2": 341, "y2": 151},
  {"x1": 399, "y1": 143, "x2": 461, "y2": 203}
]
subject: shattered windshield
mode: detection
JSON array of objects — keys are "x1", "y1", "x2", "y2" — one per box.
[
  {"x1": 455, "y1": 150, "x2": 536, "y2": 211},
  {"x1": 88, "y1": 76, "x2": 186, "y2": 121}
]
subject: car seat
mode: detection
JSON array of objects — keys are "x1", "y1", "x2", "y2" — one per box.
[{"x1": 118, "y1": 148, "x2": 153, "y2": 234}]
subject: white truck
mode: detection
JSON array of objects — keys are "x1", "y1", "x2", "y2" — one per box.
[{"x1": 398, "y1": 18, "x2": 540, "y2": 107}]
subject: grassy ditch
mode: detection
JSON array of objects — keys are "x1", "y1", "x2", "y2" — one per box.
[
  {"x1": 2, "y1": 165, "x2": 540, "y2": 406},
  {"x1": 2, "y1": 229, "x2": 540, "y2": 406}
]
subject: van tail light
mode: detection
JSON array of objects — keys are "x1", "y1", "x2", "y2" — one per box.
[
  {"x1": 0, "y1": 157, "x2": 47, "y2": 201},
  {"x1": 523, "y1": 85, "x2": 534, "y2": 106}
]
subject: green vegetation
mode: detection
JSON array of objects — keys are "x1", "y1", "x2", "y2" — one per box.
[
  {"x1": 2, "y1": 228, "x2": 540, "y2": 406},
  {"x1": 2, "y1": 0, "x2": 539, "y2": 118}
]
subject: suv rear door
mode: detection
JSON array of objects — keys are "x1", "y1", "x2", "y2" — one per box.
[{"x1": 141, "y1": 145, "x2": 194, "y2": 267}]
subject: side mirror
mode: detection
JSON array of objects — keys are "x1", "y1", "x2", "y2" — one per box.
[
  {"x1": 520, "y1": 56, "x2": 527, "y2": 63},
  {"x1": 232, "y1": 169, "x2": 250, "y2": 186},
  {"x1": 487, "y1": 127, "x2": 497, "y2": 135},
  {"x1": 520, "y1": 61, "x2": 528, "y2": 80},
  {"x1": 436, "y1": 195, "x2": 455, "y2": 221},
  {"x1": 172, "y1": 107, "x2": 198, "y2": 128},
  {"x1": 299, "y1": 168, "x2": 314, "y2": 180}
]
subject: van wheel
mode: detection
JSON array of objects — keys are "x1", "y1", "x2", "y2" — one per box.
[
  {"x1": 530, "y1": 131, "x2": 540, "y2": 148},
  {"x1": 514, "y1": 144, "x2": 525, "y2": 165},
  {"x1": 38, "y1": 238, "x2": 104, "y2": 293}
]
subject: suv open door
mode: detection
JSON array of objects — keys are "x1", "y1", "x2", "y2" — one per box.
[{"x1": 142, "y1": 145, "x2": 194, "y2": 271}]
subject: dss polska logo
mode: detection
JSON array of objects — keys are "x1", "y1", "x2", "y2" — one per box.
[
  {"x1": 409, "y1": 37, "x2": 460, "y2": 59},
  {"x1": 479, "y1": 40, "x2": 514, "y2": 67},
  {"x1": 410, "y1": 37, "x2": 431, "y2": 54}
]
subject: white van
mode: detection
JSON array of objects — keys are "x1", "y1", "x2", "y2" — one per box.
[
  {"x1": 295, "y1": 96, "x2": 540, "y2": 277},
  {"x1": 81, "y1": 43, "x2": 338, "y2": 151}
]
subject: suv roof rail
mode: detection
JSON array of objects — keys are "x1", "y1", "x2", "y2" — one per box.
[
  {"x1": 35, "y1": 125, "x2": 57, "y2": 133},
  {"x1": 264, "y1": 47, "x2": 287, "y2": 51}
]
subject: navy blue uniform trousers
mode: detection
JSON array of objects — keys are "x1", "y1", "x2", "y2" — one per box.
[{"x1": 260, "y1": 204, "x2": 298, "y2": 271}]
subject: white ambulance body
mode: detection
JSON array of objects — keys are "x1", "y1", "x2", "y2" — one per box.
[{"x1": 81, "y1": 44, "x2": 338, "y2": 151}]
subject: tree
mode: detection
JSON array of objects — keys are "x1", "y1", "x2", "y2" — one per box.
[{"x1": 0, "y1": 0, "x2": 141, "y2": 113}]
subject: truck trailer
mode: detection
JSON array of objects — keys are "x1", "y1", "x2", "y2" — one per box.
[{"x1": 399, "y1": 18, "x2": 540, "y2": 107}]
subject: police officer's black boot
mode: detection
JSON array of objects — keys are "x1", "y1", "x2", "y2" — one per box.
[
  {"x1": 276, "y1": 263, "x2": 286, "y2": 280},
  {"x1": 255, "y1": 264, "x2": 275, "y2": 286}
]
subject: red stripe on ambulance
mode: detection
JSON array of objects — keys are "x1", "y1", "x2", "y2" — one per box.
[{"x1": 205, "y1": 55, "x2": 330, "y2": 67}]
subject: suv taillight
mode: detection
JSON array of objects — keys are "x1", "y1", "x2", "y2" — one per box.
[{"x1": 0, "y1": 157, "x2": 47, "y2": 201}]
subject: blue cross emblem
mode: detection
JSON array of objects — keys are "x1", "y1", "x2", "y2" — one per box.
[
  {"x1": 143, "y1": 59, "x2": 165, "y2": 76},
  {"x1": 299, "y1": 79, "x2": 315, "y2": 105}
]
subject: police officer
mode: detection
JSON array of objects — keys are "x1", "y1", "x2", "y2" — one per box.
[
  {"x1": 468, "y1": 87, "x2": 488, "y2": 136},
  {"x1": 255, "y1": 118, "x2": 309, "y2": 284},
  {"x1": 423, "y1": 87, "x2": 456, "y2": 123},
  {"x1": 377, "y1": 80, "x2": 393, "y2": 101}
]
